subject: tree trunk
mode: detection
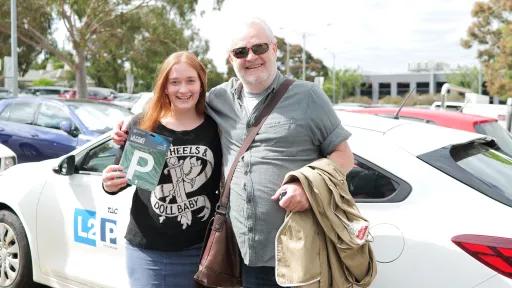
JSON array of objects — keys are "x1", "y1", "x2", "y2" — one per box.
[{"x1": 75, "y1": 49, "x2": 88, "y2": 99}]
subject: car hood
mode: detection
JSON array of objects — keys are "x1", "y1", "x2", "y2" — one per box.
[{"x1": 0, "y1": 158, "x2": 58, "y2": 178}]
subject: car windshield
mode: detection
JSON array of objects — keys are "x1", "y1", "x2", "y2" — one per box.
[
  {"x1": 67, "y1": 102, "x2": 132, "y2": 133},
  {"x1": 419, "y1": 140, "x2": 512, "y2": 207},
  {"x1": 474, "y1": 121, "x2": 512, "y2": 157}
]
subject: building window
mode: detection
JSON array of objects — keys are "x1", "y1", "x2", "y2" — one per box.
[
  {"x1": 397, "y1": 82, "x2": 410, "y2": 96},
  {"x1": 379, "y1": 83, "x2": 391, "y2": 98},
  {"x1": 416, "y1": 82, "x2": 430, "y2": 94}
]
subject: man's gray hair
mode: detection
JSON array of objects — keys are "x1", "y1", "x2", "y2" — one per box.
[{"x1": 228, "y1": 18, "x2": 277, "y2": 52}]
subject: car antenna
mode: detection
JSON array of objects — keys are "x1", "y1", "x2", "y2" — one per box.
[{"x1": 393, "y1": 87, "x2": 417, "y2": 120}]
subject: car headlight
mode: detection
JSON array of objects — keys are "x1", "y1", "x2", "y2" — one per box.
[{"x1": 3, "y1": 156, "x2": 16, "y2": 170}]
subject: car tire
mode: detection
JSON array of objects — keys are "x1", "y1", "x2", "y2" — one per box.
[
  {"x1": 0, "y1": 210, "x2": 34, "y2": 287},
  {"x1": 19, "y1": 144, "x2": 39, "y2": 159}
]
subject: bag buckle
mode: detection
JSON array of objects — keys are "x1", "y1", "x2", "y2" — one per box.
[{"x1": 215, "y1": 203, "x2": 227, "y2": 215}]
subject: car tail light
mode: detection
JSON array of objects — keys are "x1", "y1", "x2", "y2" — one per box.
[{"x1": 452, "y1": 234, "x2": 512, "y2": 279}]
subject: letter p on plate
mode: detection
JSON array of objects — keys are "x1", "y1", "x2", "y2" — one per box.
[{"x1": 126, "y1": 150, "x2": 154, "y2": 179}]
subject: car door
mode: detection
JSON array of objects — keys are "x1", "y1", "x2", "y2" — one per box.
[
  {"x1": 0, "y1": 101, "x2": 39, "y2": 163},
  {"x1": 33, "y1": 102, "x2": 79, "y2": 159},
  {"x1": 36, "y1": 138, "x2": 135, "y2": 287}
]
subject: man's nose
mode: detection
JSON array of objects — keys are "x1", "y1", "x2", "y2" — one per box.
[{"x1": 246, "y1": 49, "x2": 258, "y2": 61}]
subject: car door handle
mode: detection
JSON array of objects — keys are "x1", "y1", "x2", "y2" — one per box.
[{"x1": 30, "y1": 133, "x2": 39, "y2": 138}]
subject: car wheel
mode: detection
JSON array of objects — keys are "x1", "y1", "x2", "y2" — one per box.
[
  {"x1": 19, "y1": 145, "x2": 39, "y2": 159},
  {"x1": 0, "y1": 210, "x2": 34, "y2": 287}
]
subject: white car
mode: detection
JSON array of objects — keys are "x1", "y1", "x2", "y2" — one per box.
[
  {"x1": 0, "y1": 112, "x2": 511, "y2": 287},
  {"x1": 0, "y1": 143, "x2": 16, "y2": 171}
]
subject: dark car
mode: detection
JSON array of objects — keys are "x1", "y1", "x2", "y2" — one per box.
[{"x1": 0, "y1": 97, "x2": 132, "y2": 163}]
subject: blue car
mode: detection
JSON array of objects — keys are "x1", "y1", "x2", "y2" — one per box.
[{"x1": 0, "y1": 97, "x2": 132, "y2": 163}]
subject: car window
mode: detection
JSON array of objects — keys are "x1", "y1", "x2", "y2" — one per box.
[
  {"x1": 35, "y1": 103, "x2": 72, "y2": 130},
  {"x1": 474, "y1": 122, "x2": 512, "y2": 157},
  {"x1": 80, "y1": 140, "x2": 120, "y2": 173},
  {"x1": 67, "y1": 102, "x2": 131, "y2": 133},
  {"x1": 419, "y1": 140, "x2": 512, "y2": 207},
  {"x1": 0, "y1": 102, "x2": 38, "y2": 124},
  {"x1": 347, "y1": 156, "x2": 411, "y2": 202}
]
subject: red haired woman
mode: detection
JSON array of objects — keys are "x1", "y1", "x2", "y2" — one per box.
[{"x1": 102, "y1": 51, "x2": 221, "y2": 287}]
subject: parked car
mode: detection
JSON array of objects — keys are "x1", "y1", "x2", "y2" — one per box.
[
  {"x1": 23, "y1": 86, "x2": 71, "y2": 98},
  {"x1": 344, "y1": 107, "x2": 512, "y2": 157},
  {"x1": 431, "y1": 101, "x2": 512, "y2": 131},
  {"x1": 61, "y1": 87, "x2": 118, "y2": 101},
  {"x1": 0, "y1": 112, "x2": 511, "y2": 287},
  {"x1": 130, "y1": 92, "x2": 153, "y2": 114},
  {"x1": 0, "y1": 143, "x2": 16, "y2": 171},
  {"x1": 0, "y1": 97, "x2": 132, "y2": 163},
  {"x1": 111, "y1": 93, "x2": 141, "y2": 109}
]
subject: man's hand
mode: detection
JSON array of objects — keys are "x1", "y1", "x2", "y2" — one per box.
[
  {"x1": 271, "y1": 181, "x2": 310, "y2": 212},
  {"x1": 112, "y1": 116, "x2": 131, "y2": 146}
]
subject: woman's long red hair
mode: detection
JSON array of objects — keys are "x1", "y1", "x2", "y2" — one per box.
[{"x1": 139, "y1": 51, "x2": 207, "y2": 131}]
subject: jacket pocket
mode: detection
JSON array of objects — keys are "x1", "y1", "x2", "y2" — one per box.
[{"x1": 275, "y1": 210, "x2": 324, "y2": 287}]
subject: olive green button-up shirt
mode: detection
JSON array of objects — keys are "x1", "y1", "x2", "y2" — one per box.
[{"x1": 206, "y1": 72, "x2": 351, "y2": 266}]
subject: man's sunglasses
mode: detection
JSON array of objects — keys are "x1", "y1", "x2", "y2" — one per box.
[{"x1": 231, "y1": 43, "x2": 270, "y2": 59}]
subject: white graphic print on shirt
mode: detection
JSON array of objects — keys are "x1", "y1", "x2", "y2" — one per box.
[{"x1": 150, "y1": 145, "x2": 213, "y2": 229}]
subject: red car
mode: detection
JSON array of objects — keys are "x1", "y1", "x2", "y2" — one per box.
[{"x1": 342, "y1": 106, "x2": 512, "y2": 157}]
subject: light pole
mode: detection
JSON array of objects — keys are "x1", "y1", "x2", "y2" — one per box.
[
  {"x1": 10, "y1": 0, "x2": 18, "y2": 96},
  {"x1": 331, "y1": 52, "x2": 335, "y2": 103},
  {"x1": 302, "y1": 33, "x2": 306, "y2": 80},
  {"x1": 285, "y1": 41, "x2": 290, "y2": 76}
]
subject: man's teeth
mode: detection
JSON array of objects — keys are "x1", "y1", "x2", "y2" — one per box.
[{"x1": 247, "y1": 64, "x2": 263, "y2": 69}]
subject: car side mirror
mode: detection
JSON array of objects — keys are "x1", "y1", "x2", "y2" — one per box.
[
  {"x1": 53, "y1": 155, "x2": 76, "y2": 175},
  {"x1": 59, "y1": 120, "x2": 80, "y2": 137},
  {"x1": 59, "y1": 120, "x2": 72, "y2": 133}
]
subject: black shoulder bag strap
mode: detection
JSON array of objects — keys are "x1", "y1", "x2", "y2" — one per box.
[{"x1": 216, "y1": 78, "x2": 294, "y2": 214}]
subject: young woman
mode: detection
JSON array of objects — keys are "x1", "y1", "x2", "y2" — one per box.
[{"x1": 102, "y1": 51, "x2": 221, "y2": 287}]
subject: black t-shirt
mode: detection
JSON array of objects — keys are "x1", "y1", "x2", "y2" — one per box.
[{"x1": 121, "y1": 115, "x2": 221, "y2": 251}]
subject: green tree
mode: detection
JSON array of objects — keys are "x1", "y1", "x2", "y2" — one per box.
[
  {"x1": 0, "y1": 0, "x2": 53, "y2": 76},
  {"x1": 1, "y1": 0, "x2": 224, "y2": 98},
  {"x1": 461, "y1": 0, "x2": 512, "y2": 99},
  {"x1": 447, "y1": 66, "x2": 481, "y2": 93},
  {"x1": 275, "y1": 37, "x2": 329, "y2": 81},
  {"x1": 323, "y1": 68, "x2": 363, "y2": 103}
]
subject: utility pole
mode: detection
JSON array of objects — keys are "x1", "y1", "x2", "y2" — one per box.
[
  {"x1": 286, "y1": 42, "x2": 290, "y2": 76},
  {"x1": 331, "y1": 53, "x2": 336, "y2": 103},
  {"x1": 10, "y1": 0, "x2": 18, "y2": 96},
  {"x1": 478, "y1": 65, "x2": 483, "y2": 95},
  {"x1": 302, "y1": 33, "x2": 306, "y2": 81}
]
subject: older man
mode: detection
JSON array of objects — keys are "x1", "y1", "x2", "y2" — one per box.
[{"x1": 207, "y1": 18, "x2": 353, "y2": 287}]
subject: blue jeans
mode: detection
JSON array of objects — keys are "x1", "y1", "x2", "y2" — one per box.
[
  {"x1": 242, "y1": 262, "x2": 284, "y2": 288},
  {"x1": 125, "y1": 241, "x2": 202, "y2": 288}
]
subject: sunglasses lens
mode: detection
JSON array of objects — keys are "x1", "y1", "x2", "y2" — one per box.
[
  {"x1": 252, "y1": 43, "x2": 269, "y2": 55},
  {"x1": 232, "y1": 47, "x2": 249, "y2": 59}
]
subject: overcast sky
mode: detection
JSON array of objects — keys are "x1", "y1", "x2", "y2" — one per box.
[{"x1": 194, "y1": 0, "x2": 480, "y2": 74}]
